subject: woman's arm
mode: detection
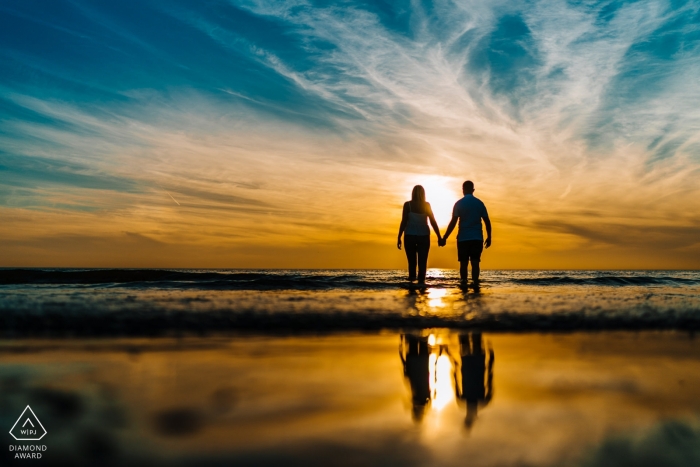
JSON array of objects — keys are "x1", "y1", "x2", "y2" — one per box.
[
  {"x1": 397, "y1": 202, "x2": 408, "y2": 249},
  {"x1": 427, "y1": 204, "x2": 442, "y2": 241}
]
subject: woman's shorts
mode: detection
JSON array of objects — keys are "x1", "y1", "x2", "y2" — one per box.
[{"x1": 457, "y1": 240, "x2": 483, "y2": 263}]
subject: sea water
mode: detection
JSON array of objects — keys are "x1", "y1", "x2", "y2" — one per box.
[
  {"x1": 2, "y1": 269, "x2": 700, "y2": 466},
  {"x1": 0, "y1": 269, "x2": 699, "y2": 336}
]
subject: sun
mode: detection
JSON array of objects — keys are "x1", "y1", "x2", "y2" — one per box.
[{"x1": 405, "y1": 176, "x2": 462, "y2": 226}]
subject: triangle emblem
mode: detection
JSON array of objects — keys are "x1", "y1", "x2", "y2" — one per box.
[{"x1": 9, "y1": 406, "x2": 47, "y2": 441}]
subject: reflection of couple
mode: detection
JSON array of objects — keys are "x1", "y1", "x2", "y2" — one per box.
[
  {"x1": 397, "y1": 180, "x2": 492, "y2": 286},
  {"x1": 399, "y1": 333, "x2": 494, "y2": 428}
]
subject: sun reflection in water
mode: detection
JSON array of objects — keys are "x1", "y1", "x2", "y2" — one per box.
[
  {"x1": 427, "y1": 333, "x2": 455, "y2": 412},
  {"x1": 427, "y1": 288, "x2": 448, "y2": 309},
  {"x1": 401, "y1": 332, "x2": 494, "y2": 431},
  {"x1": 431, "y1": 354, "x2": 454, "y2": 411},
  {"x1": 400, "y1": 333, "x2": 458, "y2": 424}
]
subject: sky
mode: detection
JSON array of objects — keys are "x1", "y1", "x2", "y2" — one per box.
[{"x1": 1, "y1": 0, "x2": 699, "y2": 269}]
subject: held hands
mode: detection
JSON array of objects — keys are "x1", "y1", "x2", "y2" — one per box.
[{"x1": 435, "y1": 237, "x2": 490, "y2": 247}]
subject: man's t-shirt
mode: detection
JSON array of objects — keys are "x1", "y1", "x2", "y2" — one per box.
[{"x1": 453, "y1": 194, "x2": 489, "y2": 241}]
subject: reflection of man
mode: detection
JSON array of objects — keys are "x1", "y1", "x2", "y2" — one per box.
[
  {"x1": 439, "y1": 181, "x2": 492, "y2": 285},
  {"x1": 453, "y1": 333, "x2": 494, "y2": 430},
  {"x1": 399, "y1": 334, "x2": 431, "y2": 422}
]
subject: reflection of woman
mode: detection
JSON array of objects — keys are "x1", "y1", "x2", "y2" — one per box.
[
  {"x1": 397, "y1": 185, "x2": 443, "y2": 284},
  {"x1": 399, "y1": 334, "x2": 431, "y2": 422}
]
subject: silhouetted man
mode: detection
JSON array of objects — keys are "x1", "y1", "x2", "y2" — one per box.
[
  {"x1": 453, "y1": 333, "x2": 494, "y2": 430},
  {"x1": 439, "y1": 181, "x2": 491, "y2": 284}
]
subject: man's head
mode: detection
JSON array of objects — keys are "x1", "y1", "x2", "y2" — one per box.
[{"x1": 462, "y1": 180, "x2": 475, "y2": 195}]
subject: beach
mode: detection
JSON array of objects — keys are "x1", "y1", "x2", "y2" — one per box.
[{"x1": 2, "y1": 269, "x2": 700, "y2": 466}]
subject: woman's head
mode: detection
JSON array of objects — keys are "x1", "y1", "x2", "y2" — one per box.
[{"x1": 411, "y1": 185, "x2": 426, "y2": 204}]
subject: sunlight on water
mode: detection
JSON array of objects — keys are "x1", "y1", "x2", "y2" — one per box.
[
  {"x1": 427, "y1": 333, "x2": 456, "y2": 412},
  {"x1": 427, "y1": 288, "x2": 448, "y2": 309},
  {"x1": 427, "y1": 268, "x2": 449, "y2": 278},
  {"x1": 433, "y1": 354, "x2": 455, "y2": 411}
]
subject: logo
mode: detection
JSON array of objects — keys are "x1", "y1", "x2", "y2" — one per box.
[{"x1": 9, "y1": 406, "x2": 47, "y2": 441}]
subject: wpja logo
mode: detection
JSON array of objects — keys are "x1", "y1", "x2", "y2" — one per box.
[{"x1": 8, "y1": 406, "x2": 47, "y2": 460}]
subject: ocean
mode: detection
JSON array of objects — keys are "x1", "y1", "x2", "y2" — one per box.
[
  {"x1": 2, "y1": 269, "x2": 700, "y2": 466},
  {"x1": 1, "y1": 269, "x2": 699, "y2": 336}
]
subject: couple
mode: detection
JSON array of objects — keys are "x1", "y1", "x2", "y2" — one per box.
[{"x1": 397, "y1": 180, "x2": 492, "y2": 286}]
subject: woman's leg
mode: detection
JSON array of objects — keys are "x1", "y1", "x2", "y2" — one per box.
[
  {"x1": 404, "y1": 235, "x2": 418, "y2": 281},
  {"x1": 416, "y1": 236, "x2": 430, "y2": 283}
]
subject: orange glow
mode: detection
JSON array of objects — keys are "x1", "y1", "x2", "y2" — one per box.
[
  {"x1": 0, "y1": 139, "x2": 698, "y2": 269},
  {"x1": 427, "y1": 289, "x2": 448, "y2": 309},
  {"x1": 404, "y1": 175, "x2": 463, "y2": 226},
  {"x1": 430, "y1": 353, "x2": 455, "y2": 411}
]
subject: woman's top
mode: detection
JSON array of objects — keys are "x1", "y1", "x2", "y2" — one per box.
[{"x1": 404, "y1": 201, "x2": 431, "y2": 236}]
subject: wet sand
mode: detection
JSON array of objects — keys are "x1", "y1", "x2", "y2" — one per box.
[{"x1": 2, "y1": 331, "x2": 700, "y2": 466}]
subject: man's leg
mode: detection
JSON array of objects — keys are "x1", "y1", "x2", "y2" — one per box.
[
  {"x1": 472, "y1": 261, "x2": 480, "y2": 282},
  {"x1": 470, "y1": 240, "x2": 484, "y2": 283},
  {"x1": 460, "y1": 260, "x2": 469, "y2": 282}
]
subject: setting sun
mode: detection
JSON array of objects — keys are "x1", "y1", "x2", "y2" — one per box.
[{"x1": 405, "y1": 175, "x2": 463, "y2": 226}]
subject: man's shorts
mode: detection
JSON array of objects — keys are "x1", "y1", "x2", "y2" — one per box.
[{"x1": 457, "y1": 240, "x2": 483, "y2": 263}]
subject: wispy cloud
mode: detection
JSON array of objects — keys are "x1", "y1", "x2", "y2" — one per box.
[{"x1": 0, "y1": 0, "x2": 699, "y2": 267}]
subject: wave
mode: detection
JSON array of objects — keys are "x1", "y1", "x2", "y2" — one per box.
[
  {"x1": 1, "y1": 305, "x2": 699, "y2": 337},
  {"x1": 0, "y1": 269, "x2": 404, "y2": 290},
  {"x1": 1, "y1": 268, "x2": 699, "y2": 336},
  {"x1": 510, "y1": 275, "x2": 700, "y2": 286},
  {"x1": 1, "y1": 269, "x2": 698, "y2": 290}
]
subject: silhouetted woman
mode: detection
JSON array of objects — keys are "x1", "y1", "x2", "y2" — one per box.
[
  {"x1": 399, "y1": 334, "x2": 432, "y2": 422},
  {"x1": 397, "y1": 185, "x2": 442, "y2": 284}
]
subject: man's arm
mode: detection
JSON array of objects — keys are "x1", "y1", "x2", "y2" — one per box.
[
  {"x1": 442, "y1": 216, "x2": 458, "y2": 243},
  {"x1": 440, "y1": 203, "x2": 459, "y2": 246},
  {"x1": 397, "y1": 203, "x2": 408, "y2": 249},
  {"x1": 483, "y1": 215, "x2": 492, "y2": 248}
]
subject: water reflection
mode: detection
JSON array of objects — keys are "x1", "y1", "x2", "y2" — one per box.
[
  {"x1": 405, "y1": 286, "x2": 484, "y2": 317},
  {"x1": 399, "y1": 334, "x2": 431, "y2": 421},
  {"x1": 404, "y1": 288, "x2": 453, "y2": 316},
  {"x1": 3, "y1": 333, "x2": 700, "y2": 466},
  {"x1": 427, "y1": 288, "x2": 448, "y2": 308},
  {"x1": 454, "y1": 333, "x2": 494, "y2": 430},
  {"x1": 400, "y1": 332, "x2": 495, "y2": 428},
  {"x1": 429, "y1": 350, "x2": 454, "y2": 411}
]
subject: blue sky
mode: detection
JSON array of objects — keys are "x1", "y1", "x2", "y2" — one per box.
[{"x1": 1, "y1": 0, "x2": 699, "y2": 267}]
